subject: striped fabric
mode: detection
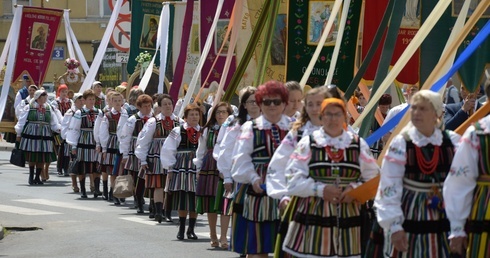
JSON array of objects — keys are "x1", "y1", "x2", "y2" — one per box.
[
  {"x1": 100, "y1": 112, "x2": 120, "y2": 171},
  {"x1": 74, "y1": 109, "x2": 99, "y2": 174},
  {"x1": 283, "y1": 136, "x2": 362, "y2": 257},
  {"x1": 465, "y1": 123, "x2": 490, "y2": 258},
  {"x1": 383, "y1": 131, "x2": 455, "y2": 258},
  {"x1": 19, "y1": 105, "x2": 57, "y2": 163},
  {"x1": 124, "y1": 114, "x2": 147, "y2": 172},
  {"x1": 167, "y1": 126, "x2": 199, "y2": 212}
]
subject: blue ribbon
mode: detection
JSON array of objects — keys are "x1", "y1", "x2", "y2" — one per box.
[{"x1": 365, "y1": 20, "x2": 490, "y2": 146}]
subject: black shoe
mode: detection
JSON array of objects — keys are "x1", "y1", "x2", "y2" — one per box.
[
  {"x1": 154, "y1": 202, "x2": 163, "y2": 223},
  {"x1": 177, "y1": 217, "x2": 186, "y2": 240},
  {"x1": 149, "y1": 200, "x2": 155, "y2": 219},
  {"x1": 165, "y1": 209, "x2": 173, "y2": 222},
  {"x1": 102, "y1": 181, "x2": 109, "y2": 200},
  {"x1": 34, "y1": 168, "x2": 43, "y2": 185},
  {"x1": 136, "y1": 196, "x2": 144, "y2": 214},
  {"x1": 81, "y1": 193, "x2": 88, "y2": 198},
  {"x1": 57, "y1": 171, "x2": 63, "y2": 176},
  {"x1": 114, "y1": 198, "x2": 121, "y2": 206},
  {"x1": 186, "y1": 218, "x2": 198, "y2": 240},
  {"x1": 108, "y1": 188, "x2": 113, "y2": 202},
  {"x1": 93, "y1": 178, "x2": 101, "y2": 198},
  {"x1": 28, "y1": 167, "x2": 35, "y2": 185}
]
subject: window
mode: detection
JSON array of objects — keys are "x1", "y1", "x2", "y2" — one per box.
[
  {"x1": 87, "y1": 0, "x2": 111, "y2": 18},
  {"x1": 3, "y1": 0, "x2": 31, "y2": 15}
]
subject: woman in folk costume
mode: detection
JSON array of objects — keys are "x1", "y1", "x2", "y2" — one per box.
[
  {"x1": 213, "y1": 86, "x2": 261, "y2": 250},
  {"x1": 99, "y1": 92, "x2": 127, "y2": 201},
  {"x1": 61, "y1": 93, "x2": 84, "y2": 192},
  {"x1": 15, "y1": 90, "x2": 61, "y2": 185},
  {"x1": 230, "y1": 81, "x2": 290, "y2": 257},
  {"x1": 15, "y1": 85, "x2": 38, "y2": 119},
  {"x1": 194, "y1": 102, "x2": 233, "y2": 247},
  {"x1": 374, "y1": 90, "x2": 460, "y2": 257},
  {"x1": 161, "y1": 103, "x2": 202, "y2": 240},
  {"x1": 123, "y1": 87, "x2": 143, "y2": 117},
  {"x1": 92, "y1": 81, "x2": 106, "y2": 110},
  {"x1": 443, "y1": 80, "x2": 490, "y2": 258},
  {"x1": 66, "y1": 89, "x2": 103, "y2": 198},
  {"x1": 53, "y1": 84, "x2": 73, "y2": 176},
  {"x1": 281, "y1": 97, "x2": 379, "y2": 258},
  {"x1": 267, "y1": 86, "x2": 330, "y2": 258},
  {"x1": 119, "y1": 94, "x2": 153, "y2": 212},
  {"x1": 136, "y1": 94, "x2": 183, "y2": 223}
]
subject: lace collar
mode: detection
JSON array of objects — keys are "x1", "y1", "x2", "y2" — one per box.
[
  {"x1": 183, "y1": 122, "x2": 200, "y2": 131},
  {"x1": 301, "y1": 120, "x2": 322, "y2": 136},
  {"x1": 312, "y1": 128, "x2": 353, "y2": 149},
  {"x1": 254, "y1": 115, "x2": 290, "y2": 130},
  {"x1": 110, "y1": 107, "x2": 122, "y2": 115},
  {"x1": 478, "y1": 115, "x2": 490, "y2": 133},
  {"x1": 407, "y1": 126, "x2": 443, "y2": 147},
  {"x1": 137, "y1": 111, "x2": 153, "y2": 119}
]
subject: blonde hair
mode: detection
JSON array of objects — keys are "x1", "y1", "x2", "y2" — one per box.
[
  {"x1": 291, "y1": 87, "x2": 330, "y2": 131},
  {"x1": 400, "y1": 90, "x2": 444, "y2": 135}
]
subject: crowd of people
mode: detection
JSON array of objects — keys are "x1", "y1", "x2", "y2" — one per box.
[{"x1": 10, "y1": 78, "x2": 490, "y2": 258}]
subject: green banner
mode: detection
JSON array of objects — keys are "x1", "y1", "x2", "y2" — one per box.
[
  {"x1": 286, "y1": 0, "x2": 362, "y2": 90},
  {"x1": 421, "y1": 1, "x2": 490, "y2": 93},
  {"x1": 128, "y1": 0, "x2": 166, "y2": 75}
]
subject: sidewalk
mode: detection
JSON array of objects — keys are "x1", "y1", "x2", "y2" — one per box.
[{"x1": 0, "y1": 140, "x2": 15, "y2": 152}]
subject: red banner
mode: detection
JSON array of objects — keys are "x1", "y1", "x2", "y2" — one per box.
[
  {"x1": 12, "y1": 7, "x2": 63, "y2": 86},
  {"x1": 362, "y1": 0, "x2": 420, "y2": 85},
  {"x1": 200, "y1": 0, "x2": 236, "y2": 90}
]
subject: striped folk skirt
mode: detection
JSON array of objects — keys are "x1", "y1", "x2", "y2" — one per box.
[
  {"x1": 167, "y1": 150, "x2": 197, "y2": 212},
  {"x1": 283, "y1": 196, "x2": 362, "y2": 258},
  {"x1": 124, "y1": 137, "x2": 140, "y2": 172},
  {"x1": 465, "y1": 182, "x2": 490, "y2": 258},
  {"x1": 144, "y1": 138, "x2": 167, "y2": 189},
  {"x1": 231, "y1": 184, "x2": 279, "y2": 255},
  {"x1": 100, "y1": 133, "x2": 119, "y2": 173},
  {"x1": 20, "y1": 122, "x2": 57, "y2": 163},
  {"x1": 384, "y1": 185, "x2": 450, "y2": 258},
  {"x1": 75, "y1": 129, "x2": 98, "y2": 175}
]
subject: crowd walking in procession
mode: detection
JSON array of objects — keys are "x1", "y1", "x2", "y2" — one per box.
[{"x1": 8, "y1": 77, "x2": 490, "y2": 258}]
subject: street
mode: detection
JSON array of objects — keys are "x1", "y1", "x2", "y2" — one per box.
[{"x1": 0, "y1": 150, "x2": 241, "y2": 258}]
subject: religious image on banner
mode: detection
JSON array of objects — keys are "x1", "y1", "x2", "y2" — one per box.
[
  {"x1": 402, "y1": 0, "x2": 421, "y2": 28},
  {"x1": 271, "y1": 14, "x2": 287, "y2": 66},
  {"x1": 140, "y1": 14, "x2": 159, "y2": 49},
  {"x1": 215, "y1": 20, "x2": 233, "y2": 55},
  {"x1": 452, "y1": 0, "x2": 490, "y2": 17},
  {"x1": 191, "y1": 24, "x2": 200, "y2": 54},
  {"x1": 307, "y1": 1, "x2": 338, "y2": 46},
  {"x1": 30, "y1": 23, "x2": 48, "y2": 50}
]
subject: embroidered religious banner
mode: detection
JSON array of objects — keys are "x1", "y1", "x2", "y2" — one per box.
[
  {"x1": 200, "y1": 0, "x2": 236, "y2": 91},
  {"x1": 361, "y1": 0, "x2": 420, "y2": 85},
  {"x1": 128, "y1": 0, "x2": 166, "y2": 75},
  {"x1": 12, "y1": 6, "x2": 63, "y2": 86},
  {"x1": 286, "y1": 0, "x2": 362, "y2": 90},
  {"x1": 420, "y1": 0, "x2": 490, "y2": 93}
]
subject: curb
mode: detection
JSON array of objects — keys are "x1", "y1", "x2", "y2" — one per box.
[{"x1": 0, "y1": 226, "x2": 4, "y2": 240}]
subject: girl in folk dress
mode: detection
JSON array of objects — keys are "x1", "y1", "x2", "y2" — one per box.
[
  {"x1": 194, "y1": 102, "x2": 233, "y2": 247},
  {"x1": 374, "y1": 90, "x2": 460, "y2": 257},
  {"x1": 282, "y1": 98, "x2": 379, "y2": 258},
  {"x1": 99, "y1": 92, "x2": 127, "y2": 201},
  {"x1": 231, "y1": 81, "x2": 290, "y2": 257},
  {"x1": 92, "y1": 81, "x2": 106, "y2": 110},
  {"x1": 214, "y1": 86, "x2": 261, "y2": 250},
  {"x1": 66, "y1": 89, "x2": 103, "y2": 198},
  {"x1": 53, "y1": 84, "x2": 73, "y2": 176},
  {"x1": 61, "y1": 93, "x2": 84, "y2": 192},
  {"x1": 161, "y1": 104, "x2": 202, "y2": 240},
  {"x1": 443, "y1": 80, "x2": 490, "y2": 258},
  {"x1": 136, "y1": 94, "x2": 183, "y2": 223},
  {"x1": 15, "y1": 90, "x2": 61, "y2": 185},
  {"x1": 267, "y1": 87, "x2": 330, "y2": 258},
  {"x1": 119, "y1": 94, "x2": 153, "y2": 212}
]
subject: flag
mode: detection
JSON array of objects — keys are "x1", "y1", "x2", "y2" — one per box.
[
  {"x1": 12, "y1": 6, "x2": 63, "y2": 86},
  {"x1": 421, "y1": 1, "x2": 490, "y2": 93},
  {"x1": 127, "y1": 0, "x2": 165, "y2": 75},
  {"x1": 200, "y1": 0, "x2": 236, "y2": 91},
  {"x1": 362, "y1": 0, "x2": 420, "y2": 85},
  {"x1": 287, "y1": 0, "x2": 363, "y2": 90}
]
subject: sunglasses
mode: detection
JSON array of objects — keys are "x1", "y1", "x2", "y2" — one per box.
[{"x1": 262, "y1": 99, "x2": 283, "y2": 106}]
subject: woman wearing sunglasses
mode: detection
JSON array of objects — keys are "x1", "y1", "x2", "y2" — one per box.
[
  {"x1": 282, "y1": 97, "x2": 379, "y2": 258},
  {"x1": 230, "y1": 81, "x2": 290, "y2": 258}
]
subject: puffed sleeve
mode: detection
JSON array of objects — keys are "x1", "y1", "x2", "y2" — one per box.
[
  {"x1": 160, "y1": 126, "x2": 181, "y2": 169},
  {"x1": 443, "y1": 126, "x2": 479, "y2": 238},
  {"x1": 99, "y1": 115, "x2": 110, "y2": 152},
  {"x1": 14, "y1": 92, "x2": 22, "y2": 110},
  {"x1": 286, "y1": 135, "x2": 327, "y2": 198},
  {"x1": 93, "y1": 110, "x2": 104, "y2": 147},
  {"x1": 119, "y1": 116, "x2": 136, "y2": 159},
  {"x1": 49, "y1": 106, "x2": 62, "y2": 133},
  {"x1": 213, "y1": 126, "x2": 226, "y2": 160},
  {"x1": 135, "y1": 117, "x2": 157, "y2": 165},
  {"x1": 267, "y1": 130, "x2": 298, "y2": 199},
  {"x1": 231, "y1": 121, "x2": 260, "y2": 184},
  {"x1": 193, "y1": 128, "x2": 209, "y2": 172},
  {"x1": 66, "y1": 110, "x2": 82, "y2": 147},
  {"x1": 14, "y1": 104, "x2": 30, "y2": 136},
  {"x1": 374, "y1": 135, "x2": 407, "y2": 234},
  {"x1": 117, "y1": 110, "x2": 129, "y2": 140},
  {"x1": 61, "y1": 110, "x2": 73, "y2": 140},
  {"x1": 356, "y1": 138, "x2": 380, "y2": 187},
  {"x1": 217, "y1": 124, "x2": 240, "y2": 184}
]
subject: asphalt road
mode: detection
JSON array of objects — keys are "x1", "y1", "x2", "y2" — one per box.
[{"x1": 0, "y1": 150, "x2": 243, "y2": 258}]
